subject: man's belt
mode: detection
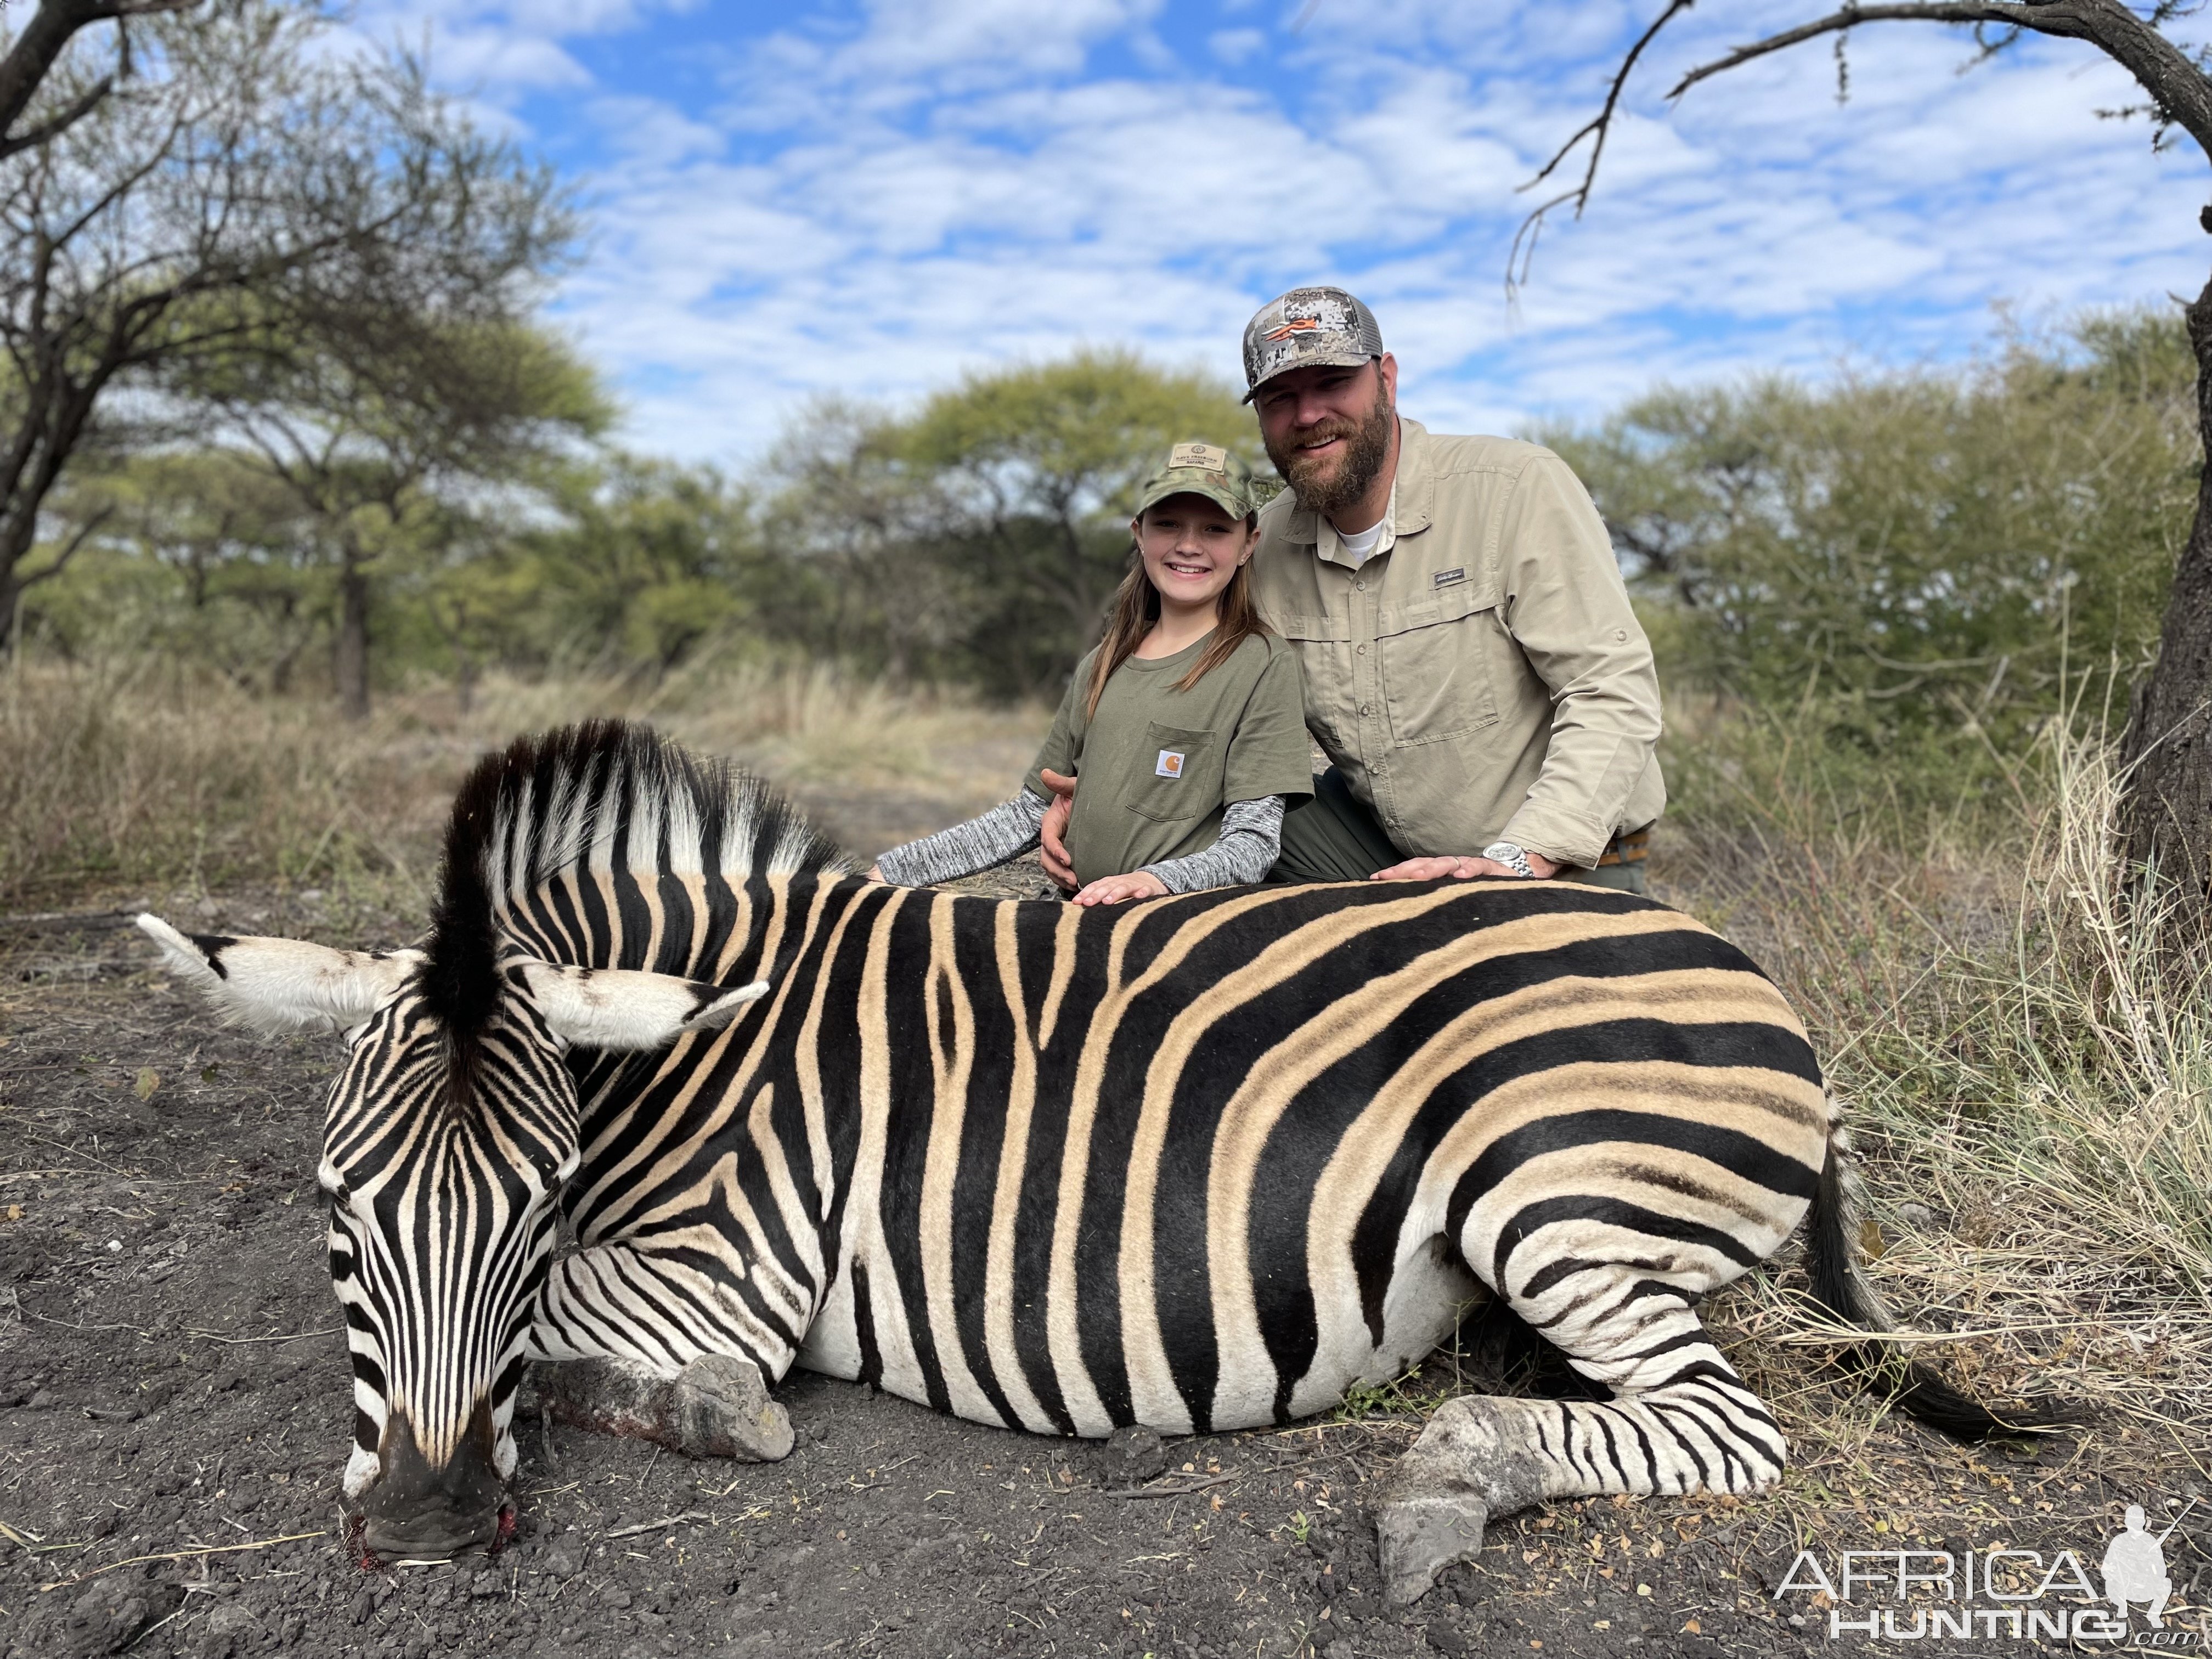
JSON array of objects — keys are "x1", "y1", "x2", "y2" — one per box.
[{"x1": 1594, "y1": 824, "x2": 1652, "y2": 869}]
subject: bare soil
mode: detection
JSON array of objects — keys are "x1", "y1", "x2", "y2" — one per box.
[{"x1": 1, "y1": 830, "x2": 2205, "y2": 1658}]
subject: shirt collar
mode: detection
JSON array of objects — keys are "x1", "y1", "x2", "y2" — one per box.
[{"x1": 1280, "y1": 415, "x2": 1430, "y2": 550}]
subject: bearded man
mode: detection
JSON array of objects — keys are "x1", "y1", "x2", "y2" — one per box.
[
  {"x1": 1228, "y1": 284, "x2": 1664, "y2": 890},
  {"x1": 1041, "y1": 285, "x2": 1662, "y2": 893}
]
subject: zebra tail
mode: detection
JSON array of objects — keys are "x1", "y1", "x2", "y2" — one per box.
[{"x1": 1804, "y1": 1130, "x2": 2075, "y2": 1439}]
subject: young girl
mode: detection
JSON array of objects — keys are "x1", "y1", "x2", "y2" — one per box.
[{"x1": 871, "y1": 441, "x2": 1311, "y2": 905}]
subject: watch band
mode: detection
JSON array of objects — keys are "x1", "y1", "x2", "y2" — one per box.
[{"x1": 1481, "y1": 841, "x2": 1537, "y2": 880}]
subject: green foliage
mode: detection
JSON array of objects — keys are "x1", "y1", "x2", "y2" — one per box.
[
  {"x1": 1548, "y1": 309, "x2": 2194, "y2": 757},
  {"x1": 887, "y1": 348, "x2": 1263, "y2": 695}
]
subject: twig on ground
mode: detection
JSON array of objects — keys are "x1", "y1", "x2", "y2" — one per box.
[
  {"x1": 38, "y1": 1530, "x2": 328, "y2": 1593},
  {"x1": 1105, "y1": 1472, "x2": 1239, "y2": 1502},
  {"x1": 602, "y1": 1511, "x2": 710, "y2": 1541}
]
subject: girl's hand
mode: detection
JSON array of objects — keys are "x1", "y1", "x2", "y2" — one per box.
[
  {"x1": 1071, "y1": 871, "x2": 1169, "y2": 907},
  {"x1": 864, "y1": 864, "x2": 888, "y2": 883}
]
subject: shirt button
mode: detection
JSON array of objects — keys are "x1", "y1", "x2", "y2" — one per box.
[
  {"x1": 1355, "y1": 580, "x2": 1365, "y2": 591},
  {"x1": 1361, "y1": 704, "x2": 1373, "y2": 716},
  {"x1": 1356, "y1": 644, "x2": 1367, "y2": 655}
]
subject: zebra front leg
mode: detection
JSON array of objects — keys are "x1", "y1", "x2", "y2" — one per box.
[
  {"x1": 1376, "y1": 1275, "x2": 1786, "y2": 1609},
  {"x1": 528, "y1": 1240, "x2": 798, "y2": 1463}
]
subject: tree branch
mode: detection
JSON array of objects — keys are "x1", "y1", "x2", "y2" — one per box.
[
  {"x1": 16, "y1": 500, "x2": 115, "y2": 589},
  {"x1": 0, "y1": 1, "x2": 200, "y2": 158},
  {"x1": 1669, "y1": 4, "x2": 2096, "y2": 100},
  {"x1": 1512, "y1": 0, "x2": 2212, "y2": 296},
  {"x1": 1508, "y1": 0, "x2": 1696, "y2": 300}
]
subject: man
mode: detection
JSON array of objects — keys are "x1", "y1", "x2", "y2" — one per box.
[{"x1": 1044, "y1": 285, "x2": 1663, "y2": 891}]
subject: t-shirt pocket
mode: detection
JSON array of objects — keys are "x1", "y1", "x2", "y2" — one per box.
[
  {"x1": 1126, "y1": 723, "x2": 1221, "y2": 823},
  {"x1": 1376, "y1": 583, "x2": 1501, "y2": 748}
]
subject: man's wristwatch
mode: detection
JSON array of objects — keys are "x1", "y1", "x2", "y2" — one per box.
[{"x1": 1481, "y1": 841, "x2": 1538, "y2": 879}]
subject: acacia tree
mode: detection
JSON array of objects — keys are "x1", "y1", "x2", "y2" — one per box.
[
  {"x1": 1527, "y1": 1, "x2": 2212, "y2": 905},
  {"x1": 899, "y1": 349, "x2": 1261, "y2": 650},
  {"x1": 0, "y1": 0, "x2": 573, "y2": 656},
  {"x1": 191, "y1": 321, "x2": 609, "y2": 719}
]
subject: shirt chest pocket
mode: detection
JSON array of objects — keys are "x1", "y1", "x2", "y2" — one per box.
[
  {"x1": 1274, "y1": 613, "x2": 1353, "y2": 748},
  {"x1": 1126, "y1": 723, "x2": 1222, "y2": 823},
  {"x1": 1376, "y1": 583, "x2": 1502, "y2": 748}
]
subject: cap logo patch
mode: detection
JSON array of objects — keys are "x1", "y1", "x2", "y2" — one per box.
[
  {"x1": 1168, "y1": 442, "x2": 1227, "y2": 473},
  {"x1": 1155, "y1": 750, "x2": 1186, "y2": 780},
  {"x1": 1265, "y1": 318, "x2": 1323, "y2": 341}
]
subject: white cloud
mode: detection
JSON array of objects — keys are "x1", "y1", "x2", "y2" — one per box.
[
  {"x1": 1210, "y1": 28, "x2": 1266, "y2": 66},
  {"x1": 371, "y1": 0, "x2": 2207, "y2": 464}
]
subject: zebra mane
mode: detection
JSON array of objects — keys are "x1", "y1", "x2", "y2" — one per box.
[{"x1": 420, "y1": 720, "x2": 853, "y2": 1042}]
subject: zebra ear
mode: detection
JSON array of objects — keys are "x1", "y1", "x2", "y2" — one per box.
[
  {"x1": 137, "y1": 914, "x2": 424, "y2": 1037},
  {"x1": 512, "y1": 960, "x2": 770, "y2": 1052}
]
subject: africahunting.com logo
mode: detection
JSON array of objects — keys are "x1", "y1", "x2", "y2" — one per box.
[{"x1": 1774, "y1": 1501, "x2": 2200, "y2": 1644}]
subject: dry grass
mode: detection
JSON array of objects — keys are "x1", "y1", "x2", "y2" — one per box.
[
  {"x1": 0, "y1": 656, "x2": 1047, "y2": 911},
  {"x1": 1664, "y1": 721, "x2": 2212, "y2": 1495}
]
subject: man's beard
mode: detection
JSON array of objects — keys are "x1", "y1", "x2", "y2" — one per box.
[{"x1": 1266, "y1": 381, "x2": 1395, "y2": 519}]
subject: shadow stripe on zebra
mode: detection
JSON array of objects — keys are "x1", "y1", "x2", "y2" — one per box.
[{"x1": 138, "y1": 719, "x2": 2068, "y2": 1604}]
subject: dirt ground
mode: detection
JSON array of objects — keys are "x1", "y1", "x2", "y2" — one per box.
[{"x1": 0, "y1": 776, "x2": 2206, "y2": 1659}]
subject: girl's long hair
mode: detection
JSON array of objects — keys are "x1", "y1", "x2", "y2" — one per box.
[{"x1": 1085, "y1": 512, "x2": 1268, "y2": 719}]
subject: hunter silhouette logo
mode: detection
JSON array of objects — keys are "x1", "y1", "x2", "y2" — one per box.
[
  {"x1": 1772, "y1": 1499, "x2": 2200, "y2": 1645},
  {"x1": 2103, "y1": 1502, "x2": 2187, "y2": 1629}
]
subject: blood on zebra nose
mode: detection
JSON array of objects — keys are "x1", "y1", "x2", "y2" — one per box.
[{"x1": 358, "y1": 1401, "x2": 507, "y2": 1561}]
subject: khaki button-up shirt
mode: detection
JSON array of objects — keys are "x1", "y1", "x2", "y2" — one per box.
[{"x1": 1250, "y1": 418, "x2": 1665, "y2": 870}]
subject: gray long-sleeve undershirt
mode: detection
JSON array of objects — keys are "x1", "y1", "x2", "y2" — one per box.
[{"x1": 874, "y1": 789, "x2": 1288, "y2": 895}]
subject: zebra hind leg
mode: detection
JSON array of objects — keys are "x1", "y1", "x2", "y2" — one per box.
[
  {"x1": 1375, "y1": 1263, "x2": 1787, "y2": 1609},
  {"x1": 537, "y1": 1353, "x2": 795, "y2": 1462}
]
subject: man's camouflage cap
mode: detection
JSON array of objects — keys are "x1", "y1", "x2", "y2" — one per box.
[
  {"x1": 1240, "y1": 286, "x2": 1384, "y2": 401},
  {"x1": 1134, "y1": 441, "x2": 1257, "y2": 519}
]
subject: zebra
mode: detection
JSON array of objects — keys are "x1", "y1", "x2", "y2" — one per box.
[{"x1": 139, "y1": 720, "x2": 2047, "y2": 1604}]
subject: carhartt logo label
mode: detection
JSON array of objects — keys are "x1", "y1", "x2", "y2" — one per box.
[
  {"x1": 1155, "y1": 751, "x2": 1185, "y2": 780},
  {"x1": 1169, "y1": 443, "x2": 1227, "y2": 473},
  {"x1": 1770, "y1": 1499, "x2": 2199, "y2": 1645},
  {"x1": 1434, "y1": 568, "x2": 1466, "y2": 588}
]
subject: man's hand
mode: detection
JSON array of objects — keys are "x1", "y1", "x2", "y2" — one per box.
[
  {"x1": 1037, "y1": 768, "x2": 1079, "y2": 890},
  {"x1": 1370, "y1": 851, "x2": 1561, "y2": 882},
  {"x1": 1071, "y1": 870, "x2": 1169, "y2": 907},
  {"x1": 864, "y1": 864, "x2": 887, "y2": 883}
]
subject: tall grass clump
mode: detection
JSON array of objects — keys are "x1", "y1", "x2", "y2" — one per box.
[
  {"x1": 0, "y1": 658, "x2": 431, "y2": 907},
  {"x1": 1666, "y1": 707, "x2": 2211, "y2": 1451}
]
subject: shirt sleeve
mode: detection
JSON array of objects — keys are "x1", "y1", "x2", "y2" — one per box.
[
  {"x1": 1221, "y1": 642, "x2": 1318, "y2": 806},
  {"x1": 1139, "y1": 794, "x2": 1285, "y2": 894},
  {"x1": 1023, "y1": 651, "x2": 1093, "y2": 799},
  {"x1": 875, "y1": 790, "x2": 1049, "y2": 887},
  {"x1": 1492, "y1": 453, "x2": 1666, "y2": 868}
]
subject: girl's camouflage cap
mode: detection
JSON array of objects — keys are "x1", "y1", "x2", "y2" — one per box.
[
  {"x1": 1135, "y1": 441, "x2": 1257, "y2": 518},
  {"x1": 1241, "y1": 286, "x2": 1384, "y2": 400}
]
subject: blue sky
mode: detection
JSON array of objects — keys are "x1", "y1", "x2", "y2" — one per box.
[{"x1": 353, "y1": 1, "x2": 2209, "y2": 462}]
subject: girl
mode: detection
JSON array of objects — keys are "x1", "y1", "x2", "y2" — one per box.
[{"x1": 871, "y1": 441, "x2": 1311, "y2": 904}]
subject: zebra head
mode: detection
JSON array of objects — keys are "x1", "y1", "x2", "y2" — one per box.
[{"x1": 137, "y1": 911, "x2": 766, "y2": 1561}]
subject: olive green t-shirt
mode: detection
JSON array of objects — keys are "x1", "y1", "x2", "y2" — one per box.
[{"x1": 1026, "y1": 631, "x2": 1314, "y2": 888}]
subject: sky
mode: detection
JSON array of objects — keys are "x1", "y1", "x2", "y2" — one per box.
[{"x1": 350, "y1": 0, "x2": 2210, "y2": 464}]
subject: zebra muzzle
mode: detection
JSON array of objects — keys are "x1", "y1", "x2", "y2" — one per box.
[{"x1": 358, "y1": 1403, "x2": 508, "y2": 1562}]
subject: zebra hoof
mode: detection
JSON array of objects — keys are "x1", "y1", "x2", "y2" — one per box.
[
  {"x1": 671, "y1": 1353, "x2": 794, "y2": 1463},
  {"x1": 1375, "y1": 1488, "x2": 1489, "y2": 1610}
]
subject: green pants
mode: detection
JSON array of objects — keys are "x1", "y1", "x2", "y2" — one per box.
[{"x1": 1269, "y1": 768, "x2": 1649, "y2": 894}]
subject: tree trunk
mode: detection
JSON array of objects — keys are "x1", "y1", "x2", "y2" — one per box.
[
  {"x1": 2117, "y1": 263, "x2": 2212, "y2": 915},
  {"x1": 0, "y1": 566, "x2": 18, "y2": 661},
  {"x1": 335, "y1": 555, "x2": 370, "y2": 720}
]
